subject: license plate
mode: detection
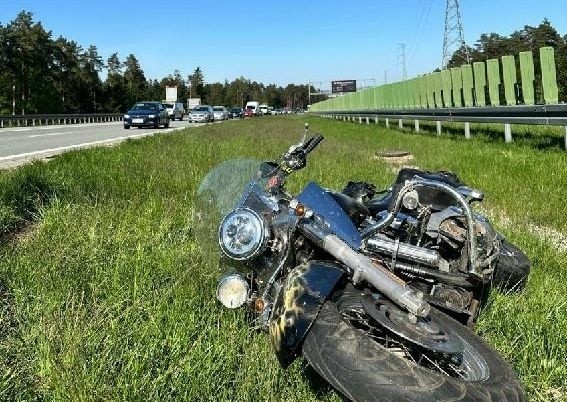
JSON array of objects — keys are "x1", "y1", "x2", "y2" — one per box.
[{"x1": 132, "y1": 118, "x2": 144, "y2": 123}]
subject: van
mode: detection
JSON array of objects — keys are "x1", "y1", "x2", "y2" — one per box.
[
  {"x1": 245, "y1": 101, "x2": 260, "y2": 115},
  {"x1": 162, "y1": 101, "x2": 186, "y2": 121},
  {"x1": 259, "y1": 104, "x2": 269, "y2": 115}
]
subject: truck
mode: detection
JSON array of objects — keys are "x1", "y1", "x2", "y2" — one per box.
[{"x1": 245, "y1": 101, "x2": 260, "y2": 115}]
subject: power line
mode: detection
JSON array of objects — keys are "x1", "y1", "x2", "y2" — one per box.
[{"x1": 408, "y1": 0, "x2": 433, "y2": 64}]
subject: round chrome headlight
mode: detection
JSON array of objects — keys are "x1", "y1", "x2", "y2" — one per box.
[
  {"x1": 216, "y1": 273, "x2": 249, "y2": 308},
  {"x1": 218, "y1": 208, "x2": 268, "y2": 260}
]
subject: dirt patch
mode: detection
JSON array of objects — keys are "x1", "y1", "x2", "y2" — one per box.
[
  {"x1": 527, "y1": 224, "x2": 567, "y2": 253},
  {"x1": 373, "y1": 151, "x2": 420, "y2": 173},
  {"x1": 478, "y1": 205, "x2": 567, "y2": 254}
]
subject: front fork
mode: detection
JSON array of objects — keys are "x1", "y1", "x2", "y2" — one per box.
[{"x1": 300, "y1": 220, "x2": 431, "y2": 318}]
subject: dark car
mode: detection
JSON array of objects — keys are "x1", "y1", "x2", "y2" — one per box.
[
  {"x1": 124, "y1": 101, "x2": 170, "y2": 129},
  {"x1": 229, "y1": 107, "x2": 243, "y2": 119}
]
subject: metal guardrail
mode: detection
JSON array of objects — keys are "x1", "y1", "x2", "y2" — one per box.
[
  {"x1": 311, "y1": 104, "x2": 567, "y2": 149},
  {"x1": 0, "y1": 113, "x2": 123, "y2": 128},
  {"x1": 311, "y1": 104, "x2": 567, "y2": 125}
]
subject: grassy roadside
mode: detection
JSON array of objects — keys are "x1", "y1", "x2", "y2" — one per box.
[{"x1": 0, "y1": 116, "x2": 565, "y2": 401}]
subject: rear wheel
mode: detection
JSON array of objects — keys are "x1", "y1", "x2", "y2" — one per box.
[{"x1": 302, "y1": 284, "x2": 525, "y2": 401}]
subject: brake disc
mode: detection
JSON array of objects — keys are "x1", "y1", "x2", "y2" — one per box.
[{"x1": 361, "y1": 293, "x2": 464, "y2": 355}]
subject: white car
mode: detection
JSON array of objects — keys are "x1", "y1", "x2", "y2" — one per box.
[
  {"x1": 213, "y1": 106, "x2": 229, "y2": 121},
  {"x1": 162, "y1": 101, "x2": 185, "y2": 121},
  {"x1": 188, "y1": 105, "x2": 214, "y2": 123}
]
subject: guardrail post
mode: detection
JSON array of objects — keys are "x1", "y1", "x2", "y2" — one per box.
[
  {"x1": 564, "y1": 127, "x2": 567, "y2": 151},
  {"x1": 358, "y1": 117, "x2": 362, "y2": 124},
  {"x1": 436, "y1": 121, "x2": 441, "y2": 136},
  {"x1": 366, "y1": 117, "x2": 369, "y2": 124},
  {"x1": 385, "y1": 118, "x2": 389, "y2": 128},
  {"x1": 414, "y1": 119, "x2": 420, "y2": 133},
  {"x1": 398, "y1": 119, "x2": 403, "y2": 129},
  {"x1": 464, "y1": 122, "x2": 471, "y2": 139},
  {"x1": 375, "y1": 117, "x2": 379, "y2": 124},
  {"x1": 504, "y1": 124, "x2": 513, "y2": 143}
]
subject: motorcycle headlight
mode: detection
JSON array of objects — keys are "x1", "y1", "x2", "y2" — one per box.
[
  {"x1": 124, "y1": 114, "x2": 130, "y2": 119},
  {"x1": 216, "y1": 273, "x2": 249, "y2": 308},
  {"x1": 149, "y1": 114, "x2": 156, "y2": 118},
  {"x1": 218, "y1": 208, "x2": 268, "y2": 260}
]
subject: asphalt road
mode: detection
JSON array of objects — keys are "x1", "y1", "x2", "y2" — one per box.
[{"x1": 0, "y1": 119, "x2": 199, "y2": 169}]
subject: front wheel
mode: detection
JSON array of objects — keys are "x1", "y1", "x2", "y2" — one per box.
[{"x1": 302, "y1": 285, "x2": 524, "y2": 401}]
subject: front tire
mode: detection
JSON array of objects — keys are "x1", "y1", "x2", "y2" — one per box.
[{"x1": 302, "y1": 286, "x2": 525, "y2": 402}]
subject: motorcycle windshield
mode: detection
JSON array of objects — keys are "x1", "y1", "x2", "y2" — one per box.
[
  {"x1": 194, "y1": 159, "x2": 262, "y2": 256},
  {"x1": 298, "y1": 182, "x2": 362, "y2": 250},
  {"x1": 196, "y1": 158, "x2": 262, "y2": 217}
]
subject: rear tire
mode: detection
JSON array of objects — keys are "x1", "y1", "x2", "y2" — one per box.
[
  {"x1": 493, "y1": 241, "x2": 530, "y2": 292},
  {"x1": 302, "y1": 286, "x2": 525, "y2": 402}
]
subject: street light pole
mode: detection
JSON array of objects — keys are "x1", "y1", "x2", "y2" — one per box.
[{"x1": 12, "y1": 79, "x2": 16, "y2": 116}]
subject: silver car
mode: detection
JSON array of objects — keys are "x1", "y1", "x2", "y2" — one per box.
[
  {"x1": 189, "y1": 105, "x2": 214, "y2": 123},
  {"x1": 213, "y1": 106, "x2": 229, "y2": 121}
]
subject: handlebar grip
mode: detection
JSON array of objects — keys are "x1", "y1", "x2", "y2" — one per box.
[{"x1": 304, "y1": 135, "x2": 324, "y2": 155}]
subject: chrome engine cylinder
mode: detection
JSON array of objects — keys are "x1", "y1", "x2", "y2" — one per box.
[{"x1": 366, "y1": 235, "x2": 440, "y2": 267}]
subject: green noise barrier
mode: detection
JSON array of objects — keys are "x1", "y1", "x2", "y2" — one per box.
[{"x1": 310, "y1": 47, "x2": 559, "y2": 112}]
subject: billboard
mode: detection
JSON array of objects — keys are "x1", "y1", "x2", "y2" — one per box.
[
  {"x1": 332, "y1": 80, "x2": 356, "y2": 93},
  {"x1": 165, "y1": 86, "x2": 178, "y2": 101}
]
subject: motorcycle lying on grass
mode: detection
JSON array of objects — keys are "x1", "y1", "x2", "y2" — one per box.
[
  {"x1": 195, "y1": 125, "x2": 526, "y2": 401},
  {"x1": 339, "y1": 171, "x2": 531, "y2": 295}
]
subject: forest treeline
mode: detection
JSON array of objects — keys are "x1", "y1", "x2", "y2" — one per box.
[
  {"x1": 1, "y1": 11, "x2": 565, "y2": 115},
  {"x1": 448, "y1": 19, "x2": 566, "y2": 103},
  {"x1": 0, "y1": 11, "x2": 311, "y2": 115}
]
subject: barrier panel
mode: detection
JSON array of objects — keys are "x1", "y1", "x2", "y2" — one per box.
[
  {"x1": 311, "y1": 46, "x2": 559, "y2": 112},
  {"x1": 310, "y1": 47, "x2": 566, "y2": 148}
]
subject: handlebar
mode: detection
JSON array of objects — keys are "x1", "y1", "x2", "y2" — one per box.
[
  {"x1": 304, "y1": 135, "x2": 324, "y2": 155},
  {"x1": 282, "y1": 134, "x2": 324, "y2": 172}
]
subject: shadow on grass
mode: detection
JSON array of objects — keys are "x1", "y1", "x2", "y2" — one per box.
[
  {"x1": 0, "y1": 164, "x2": 64, "y2": 241},
  {"x1": 302, "y1": 362, "x2": 348, "y2": 401},
  {"x1": 0, "y1": 280, "x2": 16, "y2": 338},
  {"x1": 368, "y1": 119, "x2": 566, "y2": 152}
]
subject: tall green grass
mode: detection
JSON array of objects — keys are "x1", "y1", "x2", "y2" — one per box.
[{"x1": 0, "y1": 116, "x2": 565, "y2": 401}]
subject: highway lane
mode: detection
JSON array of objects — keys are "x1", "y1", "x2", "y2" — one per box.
[{"x1": 0, "y1": 119, "x2": 198, "y2": 168}]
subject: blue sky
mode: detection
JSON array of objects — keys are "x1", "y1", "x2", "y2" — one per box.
[{"x1": 2, "y1": 0, "x2": 566, "y2": 87}]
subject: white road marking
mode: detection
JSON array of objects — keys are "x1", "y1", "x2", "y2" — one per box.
[
  {"x1": 0, "y1": 127, "x2": 34, "y2": 132},
  {"x1": 0, "y1": 121, "x2": 120, "y2": 133},
  {"x1": 0, "y1": 129, "x2": 175, "y2": 162},
  {"x1": 28, "y1": 131, "x2": 75, "y2": 138}
]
